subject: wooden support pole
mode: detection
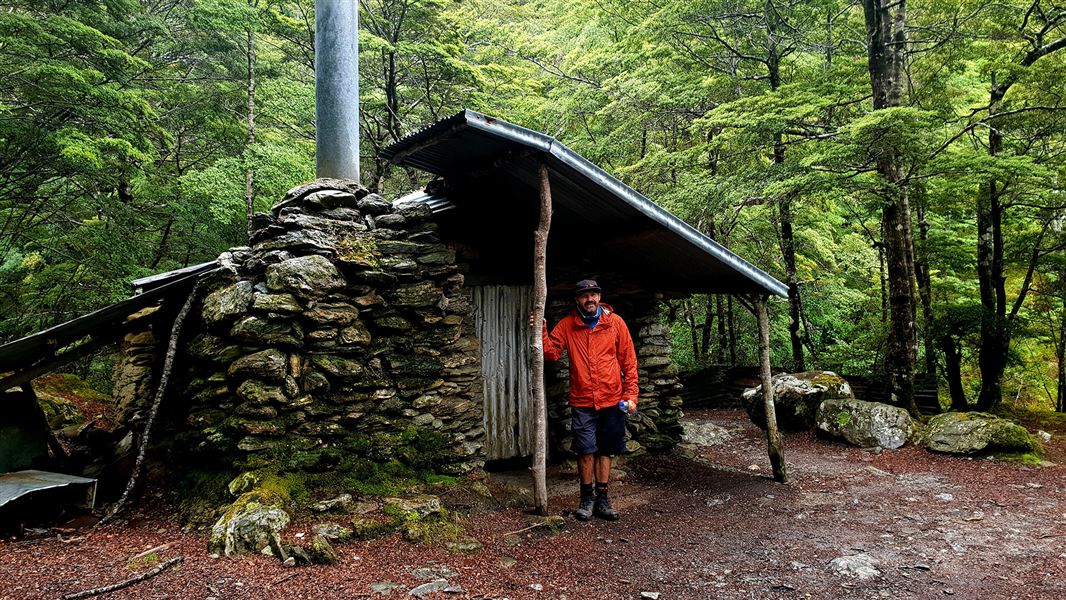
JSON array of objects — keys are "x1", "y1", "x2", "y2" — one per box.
[
  {"x1": 530, "y1": 161, "x2": 553, "y2": 515},
  {"x1": 755, "y1": 295, "x2": 788, "y2": 483}
]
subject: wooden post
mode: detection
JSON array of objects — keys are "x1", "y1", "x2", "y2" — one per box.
[
  {"x1": 530, "y1": 160, "x2": 553, "y2": 515},
  {"x1": 755, "y1": 295, "x2": 788, "y2": 483}
]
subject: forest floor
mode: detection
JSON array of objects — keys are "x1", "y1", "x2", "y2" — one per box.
[{"x1": 2, "y1": 407, "x2": 1064, "y2": 600}]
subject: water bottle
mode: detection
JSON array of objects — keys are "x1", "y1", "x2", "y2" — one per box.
[{"x1": 618, "y1": 400, "x2": 634, "y2": 415}]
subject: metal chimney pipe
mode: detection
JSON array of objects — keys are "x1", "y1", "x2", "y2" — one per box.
[{"x1": 315, "y1": 0, "x2": 360, "y2": 182}]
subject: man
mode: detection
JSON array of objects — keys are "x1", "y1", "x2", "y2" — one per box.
[{"x1": 537, "y1": 279, "x2": 638, "y2": 521}]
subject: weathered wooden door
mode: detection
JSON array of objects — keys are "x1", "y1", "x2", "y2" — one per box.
[{"x1": 473, "y1": 285, "x2": 534, "y2": 460}]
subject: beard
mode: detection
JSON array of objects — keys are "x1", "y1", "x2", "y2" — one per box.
[{"x1": 578, "y1": 301, "x2": 599, "y2": 316}]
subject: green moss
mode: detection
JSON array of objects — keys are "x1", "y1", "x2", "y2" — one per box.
[
  {"x1": 257, "y1": 472, "x2": 305, "y2": 505},
  {"x1": 390, "y1": 506, "x2": 465, "y2": 544},
  {"x1": 995, "y1": 404, "x2": 1066, "y2": 431},
  {"x1": 38, "y1": 373, "x2": 110, "y2": 403},
  {"x1": 836, "y1": 410, "x2": 852, "y2": 427},
  {"x1": 997, "y1": 452, "x2": 1044, "y2": 466},
  {"x1": 172, "y1": 469, "x2": 234, "y2": 528},
  {"x1": 127, "y1": 552, "x2": 160, "y2": 570},
  {"x1": 335, "y1": 237, "x2": 380, "y2": 268}
]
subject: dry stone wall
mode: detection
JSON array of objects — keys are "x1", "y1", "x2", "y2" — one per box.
[{"x1": 179, "y1": 180, "x2": 483, "y2": 474}]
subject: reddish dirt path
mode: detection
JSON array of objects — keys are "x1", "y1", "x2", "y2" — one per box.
[{"x1": 2, "y1": 408, "x2": 1064, "y2": 599}]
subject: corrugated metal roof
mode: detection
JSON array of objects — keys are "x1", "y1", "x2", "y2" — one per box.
[
  {"x1": 0, "y1": 262, "x2": 217, "y2": 375},
  {"x1": 381, "y1": 110, "x2": 787, "y2": 298}
]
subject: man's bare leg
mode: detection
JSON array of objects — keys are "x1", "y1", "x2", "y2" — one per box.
[
  {"x1": 578, "y1": 453, "x2": 595, "y2": 484},
  {"x1": 593, "y1": 453, "x2": 619, "y2": 520},
  {"x1": 595, "y1": 454, "x2": 611, "y2": 483},
  {"x1": 575, "y1": 454, "x2": 596, "y2": 520}
]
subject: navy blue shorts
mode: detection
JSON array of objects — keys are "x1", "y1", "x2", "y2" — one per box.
[{"x1": 571, "y1": 406, "x2": 627, "y2": 456}]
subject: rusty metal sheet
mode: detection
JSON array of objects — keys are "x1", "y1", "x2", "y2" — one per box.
[{"x1": 0, "y1": 470, "x2": 97, "y2": 510}]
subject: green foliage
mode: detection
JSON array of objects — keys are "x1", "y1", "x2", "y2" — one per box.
[{"x1": 2, "y1": 0, "x2": 1065, "y2": 417}]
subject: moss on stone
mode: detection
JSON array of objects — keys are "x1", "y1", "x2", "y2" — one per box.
[
  {"x1": 836, "y1": 410, "x2": 852, "y2": 427},
  {"x1": 335, "y1": 237, "x2": 380, "y2": 268}
]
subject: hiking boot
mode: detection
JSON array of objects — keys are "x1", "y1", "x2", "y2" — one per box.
[
  {"x1": 574, "y1": 496, "x2": 595, "y2": 521},
  {"x1": 594, "y1": 495, "x2": 620, "y2": 521}
]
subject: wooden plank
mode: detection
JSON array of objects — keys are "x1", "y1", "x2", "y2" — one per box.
[{"x1": 474, "y1": 285, "x2": 533, "y2": 460}]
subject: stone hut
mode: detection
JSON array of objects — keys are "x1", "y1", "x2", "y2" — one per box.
[{"x1": 118, "y1": 111, "x2": 787, "y2": 478}]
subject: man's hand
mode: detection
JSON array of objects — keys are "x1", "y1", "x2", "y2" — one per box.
[{"x1": 529, "y1": 312, "x2": 546, "y2": 328}]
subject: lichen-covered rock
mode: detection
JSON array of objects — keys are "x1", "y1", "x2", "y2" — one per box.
[
  {"x1": 921, "y1": 412, "x2": 1036, "y2": 455},
  {"x1": 305, "y1": 302, "x2": 359, "y2": 326},
  {"x1": 236, "y1": 379, "x2": 289, "y2": 405},
  {"x1": 36, "y1": 390, "x2": 85, "y2": 429},
  {"x1": 384, "y1": 495, "x2": 442, "y2": 518},
  {"x1": 227, "y1": 471, "x2": 261, "y2": 496},
  {"x1": 228, "y1": 349, "x2": 288, "y2": 382},
  {"x1": 311, "y1": 354, "x2": 367, "y2": 380},
  {"x1": 203, "y1": 280, "x2": 254, "y2": 327},
  {"x1": 308, "y1": 534, "x2": 339, "y2": 564},
  {"x1": 252, "y1": 293, "x2": 302, "y2": 314},
  {"x1": 266, "y1": 255, "x2": 345, "y2": 298},
  {"x1": 350, "y1": 517, "x2": 391, "y2": 540},
  {"x1": 208, "y1": 488, "x2": 290, "y2": 556},
  {"x1": 230, "y1": 316, "x2": 303, "y2": 347},
  {"x1": 743, "y1": 371, "x2": 853, "y2": 432},
  {"x1": 187, "y1": 334, "x2": 242, "y2": 363},
  {"x1": 311, "y1": 493, "x2": 354, "y2": 513},
  {"x1": 313, "y1": 522, "x2": 353, "y2": 542},
  {"x1": 816, "y1": 398, "x2": 915, "y2": 449}
]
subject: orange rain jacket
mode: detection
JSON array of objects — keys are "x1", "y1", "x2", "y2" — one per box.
[{"x1": 541, "y1": 304, "x2": 639, "y2": 410}]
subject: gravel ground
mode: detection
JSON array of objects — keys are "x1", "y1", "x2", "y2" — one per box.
[{"x1": 2, "y1": 408, "x2": 1064, "y2": 600}]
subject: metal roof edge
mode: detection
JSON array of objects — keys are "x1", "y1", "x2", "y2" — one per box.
[
  {"x1": 380, "y1": 109, "x2": 788, "y2": 298},
  {"x1": 546, "y1": 144, "x2": 788, "y2": 298}
]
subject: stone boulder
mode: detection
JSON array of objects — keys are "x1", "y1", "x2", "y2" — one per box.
[
  {"x1": 266, "y1": 254, "x2": 346, "y2": 298},
  {"x1": 742, "y1": 371, "x2": 853, "y2": 431},
  {"x1": 202, "y1": 280, "x2": 254, "y2": 327},
  {"x1": 816, "y1": 398, "x2": 916, "y2": 449},
  {"x1": 921, "y1": 412, "x2": 1036, "y2": 455},
  {"x1": 208, "y1": 487, "x2": 290, "y2": 556}
]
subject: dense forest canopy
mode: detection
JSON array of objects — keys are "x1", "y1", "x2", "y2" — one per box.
[{"x1": 1, "y1": 0, "x2": 1064, "y2": 412}]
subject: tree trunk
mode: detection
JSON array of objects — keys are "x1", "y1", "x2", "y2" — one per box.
[
  {"x1": 684, "y1": 299, "x2": 699, "y2": 360},
  {"x1": 1057, "y1": 315, "x2": 1065, "y2": 414},
  {"x1": 913, "y1": 188, "x2": 935, "y2": 379},
  {"x1": 756, "y1": 296, "x2": 787, "y2": 483},
  {"x1": 877, "y1": 243, "x2": 887, "y2": 323},
  {"x1": 244, "y1": 9, "x2": 257, "y2": 233},
  {"x1": 764, "y1": 1, "x2": 805, "y2": 372},
  {"x1": 716, "y1": 295, "x2": 728, "y2": 364},
  {"x1": 1058, "y1": 281, "x2": 1066, "y2": 413},
  {"x1": 976, "y1": 80, "x2": 1008, "y2": 411},
  {"x1": 940, "y1": 333, "x2": 967, "y2": 411},
  {"x1": 727, "y1": 296, "x2": 738, "y2": 365},
  {"x1": 530, "y1": 162, "x2": 553, "y2": 516},
  {"x1": 701, "y1": 295, "x2": 714, "y2": 359},
  {"x1": 780, "y1": 194, "x2": 805, "y2": 371},
  {"x1": 863, "y1": 0, "x2": 919, "y2": 415}
]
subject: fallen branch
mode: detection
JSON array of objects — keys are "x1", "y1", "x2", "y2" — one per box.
[
  {"x1": 271, "y1": 572, "x2": 299, "y2": 586},
  {"x1": 128, "y1": 543, "x2": 171, "y2": 562},
  {"x1": 99, "y1": 282, "x2": 202, "y2": 526},
  {"x1": 499, "y1": 522, "x2": 548, "y2": 537},
  {"x1": 60, "y1": 556, "x2": 183, "y2": 600}
]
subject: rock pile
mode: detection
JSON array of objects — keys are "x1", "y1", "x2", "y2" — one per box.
[
  {"x1": 179, "y1": 179, "x2": 483, "y2": 473},
  {"x1": 742, "y1": 371, "x2": 853, "y2": 431}
]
